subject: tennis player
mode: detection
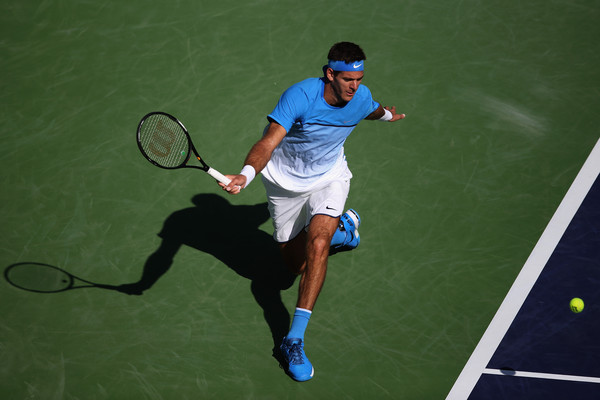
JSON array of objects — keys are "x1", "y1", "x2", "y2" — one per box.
[{"x1": 220, "y1": 42, "x2": 405, "y2": 381}]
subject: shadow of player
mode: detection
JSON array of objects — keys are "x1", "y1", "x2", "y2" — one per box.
[{"x1": 117, "y1": 193, "x2": 296, "y2": 351}]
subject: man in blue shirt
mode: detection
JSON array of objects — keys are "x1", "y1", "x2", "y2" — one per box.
[{"x1": 220, "y1": 42, "x2": 404, "y2": 381}]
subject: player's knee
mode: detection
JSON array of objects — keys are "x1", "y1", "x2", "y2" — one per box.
[{"x1": 307, "y1": 235, "x2": 330, "y2": 256}]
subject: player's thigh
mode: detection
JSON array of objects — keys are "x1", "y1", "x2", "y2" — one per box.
[
  {"x1": 263, "y1": 179, "x2": 308, "y2": 243},
  {"x1": 306, "y1": 178, "x2": 350, "y2": 220}
]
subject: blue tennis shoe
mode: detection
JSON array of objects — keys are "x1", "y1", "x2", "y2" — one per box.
[
  {"x1": 330, "y1": 209, "x2": 361, "y2": 251},
  {"x1": 280, "y1": 337, "x2": 314, "y2": 382}
]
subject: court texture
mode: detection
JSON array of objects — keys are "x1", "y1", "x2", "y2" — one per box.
[{"x1": 1, "y1": 1, "x2": 598, "y2": 399}]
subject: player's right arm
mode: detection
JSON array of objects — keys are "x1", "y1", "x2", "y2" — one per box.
[
  {"x1": 220, "y1": 122, "x2": 287, "y2": 194},
  {"x1": 220, "y1": 82, "x2": 306, "y2": 194}
]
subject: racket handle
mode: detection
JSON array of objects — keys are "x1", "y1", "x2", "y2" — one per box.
[{"x1": 207, "y1": 167, "x2": 231, "y2": 185}]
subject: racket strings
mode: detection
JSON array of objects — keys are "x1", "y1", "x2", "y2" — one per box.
[{"x1": 139, "y1": 114, "x2": 189, "y2": 168}]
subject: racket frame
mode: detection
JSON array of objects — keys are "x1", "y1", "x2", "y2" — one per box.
[
  {"x1": 136, "y1": 112, "x2": 231, "y2": 184},
  {"x1": 5, "y1": 262, "x2": 103, "y2": 293}
]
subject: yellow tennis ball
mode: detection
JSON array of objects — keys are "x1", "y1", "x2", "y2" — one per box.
[{"x1": 570, "y1": 297, "x2": 584, "y2": 313}]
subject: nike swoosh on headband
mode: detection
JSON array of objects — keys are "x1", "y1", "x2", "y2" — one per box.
[{"x1": 328, "y1": 59, "x2": 365, "y2": 71}]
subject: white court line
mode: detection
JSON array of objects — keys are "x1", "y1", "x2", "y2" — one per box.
[
  {"x1": 446, "y1": 138, "x2": 600, "y2": 400},
  {"x1": 483, "y1": 369, "x2": 600, "y2": 384}
]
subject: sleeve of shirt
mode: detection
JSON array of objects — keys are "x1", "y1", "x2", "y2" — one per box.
[
  {"x1": 267, "y1": 83, "x2": 309, "y2": 132},
  {"x1": 361, "y1": 85, "x2": 380, "y2": 117}
]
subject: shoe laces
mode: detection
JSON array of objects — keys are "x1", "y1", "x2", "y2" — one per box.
[{"x1": 286, "y1": 341, "x2": 305, "y2": 365}]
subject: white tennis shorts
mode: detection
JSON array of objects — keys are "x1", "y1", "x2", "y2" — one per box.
[{"x1": 262, "y1": 175, "x2": 351, "y2": 243}]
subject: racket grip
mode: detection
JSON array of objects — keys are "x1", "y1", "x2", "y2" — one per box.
[{"x1": 207, "y1": 167, "x2": 231, "y2": 185}]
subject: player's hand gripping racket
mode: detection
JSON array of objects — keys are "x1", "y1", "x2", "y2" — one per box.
[{"x1": 136, "y1": 112, "x2": 231, "y2": 185}]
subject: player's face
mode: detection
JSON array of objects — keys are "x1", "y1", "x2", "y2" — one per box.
[{"x1": 328, "y1": 70, "x2": 364, "y2": 104}]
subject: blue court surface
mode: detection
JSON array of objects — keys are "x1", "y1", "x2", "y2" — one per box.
[{"x1": 447, "y1": 140, "x2": 600, "y2": 399}]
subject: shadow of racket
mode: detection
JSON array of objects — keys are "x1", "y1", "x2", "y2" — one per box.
[{"x1": 4, "y1": 262, "x2": 119, "y2": 294}]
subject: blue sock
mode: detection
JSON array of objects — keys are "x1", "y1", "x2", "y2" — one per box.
[{"x1": 287, "y1": 308, "x2": 312, "y2": 340}]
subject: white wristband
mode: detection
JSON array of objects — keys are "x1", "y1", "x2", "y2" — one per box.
[
  {"x1": 379, "y1": 108, "x2": 393, "y2": 121},
  {"x1": 240, "y1": 165, "x2": 256, "y2": 188}
]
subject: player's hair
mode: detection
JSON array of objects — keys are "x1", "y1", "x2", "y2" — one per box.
[{"x1": 327, "y1": 42, "x2": 367, "y2": 63}]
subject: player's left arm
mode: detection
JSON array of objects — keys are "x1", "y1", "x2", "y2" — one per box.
[{"x1": 365, "y1": 104, "x2": 405, "y2": 122}]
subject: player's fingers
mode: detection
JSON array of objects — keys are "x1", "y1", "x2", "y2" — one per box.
[
  {"x1": 218, "y1": 175, "x2": 232, "y2": 188},
  {"x1": 219, "y1": 175, "x2": 241, "y2": 191},
  {"x1": 221, "y1": 179, "x2": 243, "y2": 194},
  {"x1": 226, "y1": 185, "x2": 242, "y2": 194}
]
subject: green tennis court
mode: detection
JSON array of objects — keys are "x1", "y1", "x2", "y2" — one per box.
[{"x1": 2, "y1": 1, "x2": 598, "y2": 398}]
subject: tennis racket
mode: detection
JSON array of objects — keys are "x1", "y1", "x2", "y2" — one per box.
[
  {"x1": 136, "y1": 111, "x2": 231, "y2": 185},
  {"x1": 4, "y1": 262, "x2": 117, "y2": 293}
]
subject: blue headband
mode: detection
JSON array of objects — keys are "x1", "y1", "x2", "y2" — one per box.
[{"x1": 328, "y1": 59, "x2": 365, "y2": 71}]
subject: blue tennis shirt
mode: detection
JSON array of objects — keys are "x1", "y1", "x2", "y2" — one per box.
[{"x1": 263, "y1": 77, "x2": 379, "y2": 190}]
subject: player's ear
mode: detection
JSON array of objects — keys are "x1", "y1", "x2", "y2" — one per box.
[{"x1": 324, "y1": 67, "x2": 335, "y2": 82}]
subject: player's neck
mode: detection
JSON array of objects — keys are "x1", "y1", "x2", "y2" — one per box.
[{"x1": 323, "y1": 82, "x2": 348, "y2": 108}]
